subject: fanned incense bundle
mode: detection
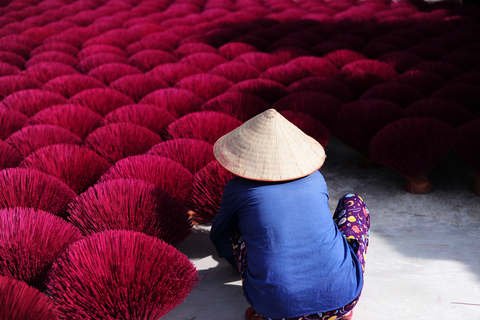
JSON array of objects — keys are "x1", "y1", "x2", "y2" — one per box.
[
  {"x1": 1, "y1": 89, "x2": 67, "y2": 117},
  {"x1": 43, "y1": 74, "x2": 106, "y2": 98},
  {"x1": 0, "y1": 207, "x2": 82, "y2": 290},
  {"x1": 68, "y1": 179, "x2": 192, "y2": 245},
  {"x1": 140, "y1": 88, "x2": 204, "y2": 118},
  {"x1": 166, "y1": 111, "x2": 242, "y2": 144},
  {"x1": 104, "y1": 103, "x2": 175, "y2": 137},
  {"x1": 148, "y1": 138, "x2": 215, "y2": 174},
  {"x1": 0, "y1": 276, "x2": 58, "y2": 320},
  {"x1": 0, "y1": 168, "x2": 76, "y2": 217},
  {"x1": 46, "y1": 230, "x2": 199, "y2": 320},
  {"x1": 84, "y1": 123, "x2": 162, "y2": 164},
  {"x1": 68, "y1": 88, "x2": 134, "y2": 116},
  {"x1": 108, "y1": 74, "x2": 168, "y2": 102},
  {"x1": 128, "y1": 49, "x2": 177, "y2": 72},
  {"x1": 369, "y1": 117, "x2": 458, "y2": 194},
  {"x1": 20, "y1": 144, "x2": 111, "y2": 194},
  {"x1": 99, "y1": 155, "x2": 193, "y2": 204},
  {"x1": 5, "y1": 124, "x2": 82, "y2": 158},
  {"x1": 187, "y1": 160, "x2": 234, "y2": 224}
]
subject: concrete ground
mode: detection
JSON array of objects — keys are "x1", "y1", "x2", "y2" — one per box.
[{"x1": 163, "y1": 138, "x2": 480, "y2": 320}]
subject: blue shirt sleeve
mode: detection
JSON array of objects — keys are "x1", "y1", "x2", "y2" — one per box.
[{"x1": 209, "y1": 182, "x2": 236, "y2": 267}]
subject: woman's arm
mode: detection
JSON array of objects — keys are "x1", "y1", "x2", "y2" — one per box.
[{"x1": 209, "y1": 184, "x2": 236, "y2": 266}]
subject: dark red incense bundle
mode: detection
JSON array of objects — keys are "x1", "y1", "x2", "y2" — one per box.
[
  {"x1": 322, "y1": 49, "x2": 366, "y2": 68},
  {"x1": 187, "y1": 160, "x2": 234, "y2": 224},
  {"x1": 43, "y1": 33, "x2": 88, "y2": 49},
  {"x1": 229, "y1": 35, "x2": 270, "y2": 51},
  {"x1": 87, "y1": 63, "x2": 142, "y2": 85},
  {"x1": 5, "y1": 124, "x2": 81, "y2": 158},
  {"x1": 0, "y1": 36, "x2": 34, "y2": 59},
  {"x1": 232, "y1": 51, "x2": 282, "y2": 71},
  {"x1": 173, "y1": 43, "x2": 218, "y2": 59},
  {"x1": 273, "y1": 91, "x2": 343, "y2": 129},
  {"x1": 0, "y1": 168, "x2": 76, "y2": 217},
  {"x1": 287, "y1": 76, "x2": 353, "y2": 102},
  {"x1": 0, "y1": 51, "x2": 26, "y2": 69},
  {"x1": 174, "y1": 73, "x2": 234, "y2": 101},
  {"x1": 270, "y1": 46, "x2": 311, "y2": 64},
  {"x1": 409, "y1": 60, "x2": 463, "y2": 81},
  {"x1": 104, "y1": 103, "x2": 175, "y2": 137},
  {"x1": 0, "y1": 62, "x2": 20, "y2": 76},
  {"x1": 367, "y1": 35, "x2": 413, "y2": 51},
  {"x1": 178, "y1": 52, "x2": 228, "y2": 73},
  {"x1": 218, "y1": 42, "x2": 259, "y2": 60},
  {"x1": 166, "y1": 111, "x2": 242, "y2": 144},
  {"x1": 0, "y1": 75, "x2": 41, "y2": 100},
  {"x1": 259, "y1": 64, "x2": 312, "y2": 87},
  {"x1": 26, "y1": 104, "x2": 103, "y2": 141},
  {"x1": 99, "y1": 155, "x2": 193, "y2": 204},
  {"x1": 139, "y1": 88, "x2": 204, "y2": 118},
  {"x1": 405, "y1": 98, "x2": 474, "y2": 128},
  {"x1": 369, "y1": 117, "x2": 458, "y2": 194},
  {"x1": 287, "y1": 56, "x2": 338, "y2": 78},
  {"x1": 268, "y1": 38, "x2": 311, "y2": 53},
  {"x1": 68, "y1": 88, "x2": 134, "y2": 116},
  {"x1": 125, "y1": 38, "x2": 175, "y2": 57},
  {"x1": 76, "y1": 44, "x2": 128, "y2": 61},
  {"x1": 454, "y1": 119, "x2": 480, "y2": 196},
  {"x1": 49, "y1": 26, "x2": 99, "y2": 45},
  {"x1": 311, "y1": 41, "x2": 354, "y2": 57},
  {"x1": 377, "y1": 51, "x2": 423, "y2": 73},
  {"x1": 146, "y1": 62, "x2": 202, "y2": 86},
  {"x1": 46, "y1": 229, "x2": 199, "y2": 320},
  {"x1": 392, "y1": 70, "x2": 447, "y2": 96},
  {"x1": 0, "y1": 276, "x2": 58, "y2": 320},
  {"x1": 0, "y1": 207, "x2": 82, "y2": 290},
  {"x1": 406, "y1": 43, "x2": 448, "y2": 61},
  {"x1": 431, "y1": 83, "x2": 480, "y2": 114},
  {"x1": 128, "y1": 49, "x2": 177, "y2": 72},
  {"x1": 109, "y1": 74, "x2": 168, "y2": 103},
  {"x1": 335, "y1": 59, "x2": 398, "y2": 98},
  {"x1": 208, "y1": 62, "x2": 261, "y2": 84},
  {"x1": 43, "y1": 75, "x2": 106, "y2": 98},
  {"x1": 451, "y1": 72, "x2": 480, "y2": 85},
  {"x1": 280, "y1": 110, "x2": 332, "y2": 147},
  {"x1": 25, "y1": 51, "x2": 78, "y2": 69},
  {"x1": 441, "y1": 51, "x2": 480, "y2": 72},
  {"x1": 1, "y1": 89, "x2": 67, "y2": 117},
  {"x1": 76, "y1": 53, "x2": 129, "y2": 73},
  {"x1": 21, "y1": 26, "x2": 58, "y2": 43},
  {"x1": 0, "y1": 107, "x2": 27, "y2": 140},
  {"x1": 82, "y1": 36, "x2": 128, "y2": 51},
  {"x1": 84, "y1": 123, "x2": 162, "y2": 164},
  {"x1": 332, "y1": 99, "x2": 406, "y2": 167},
  {"x1": 20, "y1": 144, "x2": 111, "y2": 194},
  {"x1": 359, "y1": 82, "x2": 425, "y2": 108},
  {"x1": 227, "y1": 78, "x2": 288, "y2": 104},
  {"x1": 0, "y1": 140, "x2": 22, "y2": 170},
  {"x1": 201, "y1": 92, "x2": 271, "y2": 122},
  {"x1": 68, "y1": 178, "x2": 192, "y2": 245},
  {"x1": 21, "y1": 62, "x2": 79, "y2": 84},
  {"x1": 148, "y1": 138, "x2": 215, "y2": 174}
]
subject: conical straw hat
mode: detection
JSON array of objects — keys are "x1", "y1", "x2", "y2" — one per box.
[{"x1": 213, "y1": 109, "x2": 326, "y2": 181}]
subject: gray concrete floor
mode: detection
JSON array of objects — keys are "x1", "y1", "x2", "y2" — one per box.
[{"x1": 163, "y1": 138, "x2": 480, "y2": 320}]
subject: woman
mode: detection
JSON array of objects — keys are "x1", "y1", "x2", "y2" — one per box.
[{"x1": 210, "y1": 109, "x2": 370, "y2": 320}]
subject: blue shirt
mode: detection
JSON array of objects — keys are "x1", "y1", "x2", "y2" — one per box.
[{"x1": 210, "y1": 171, "x2": 363, "y2": 319}]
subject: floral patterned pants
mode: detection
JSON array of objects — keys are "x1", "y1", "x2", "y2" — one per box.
[{"x1": 231, "y1": 194, "x2": 370, "y2": 320}]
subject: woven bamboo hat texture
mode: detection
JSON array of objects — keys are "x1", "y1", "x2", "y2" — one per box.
[{"x1": 213, "y1": 109, "x2": 326, "y2": 181}]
